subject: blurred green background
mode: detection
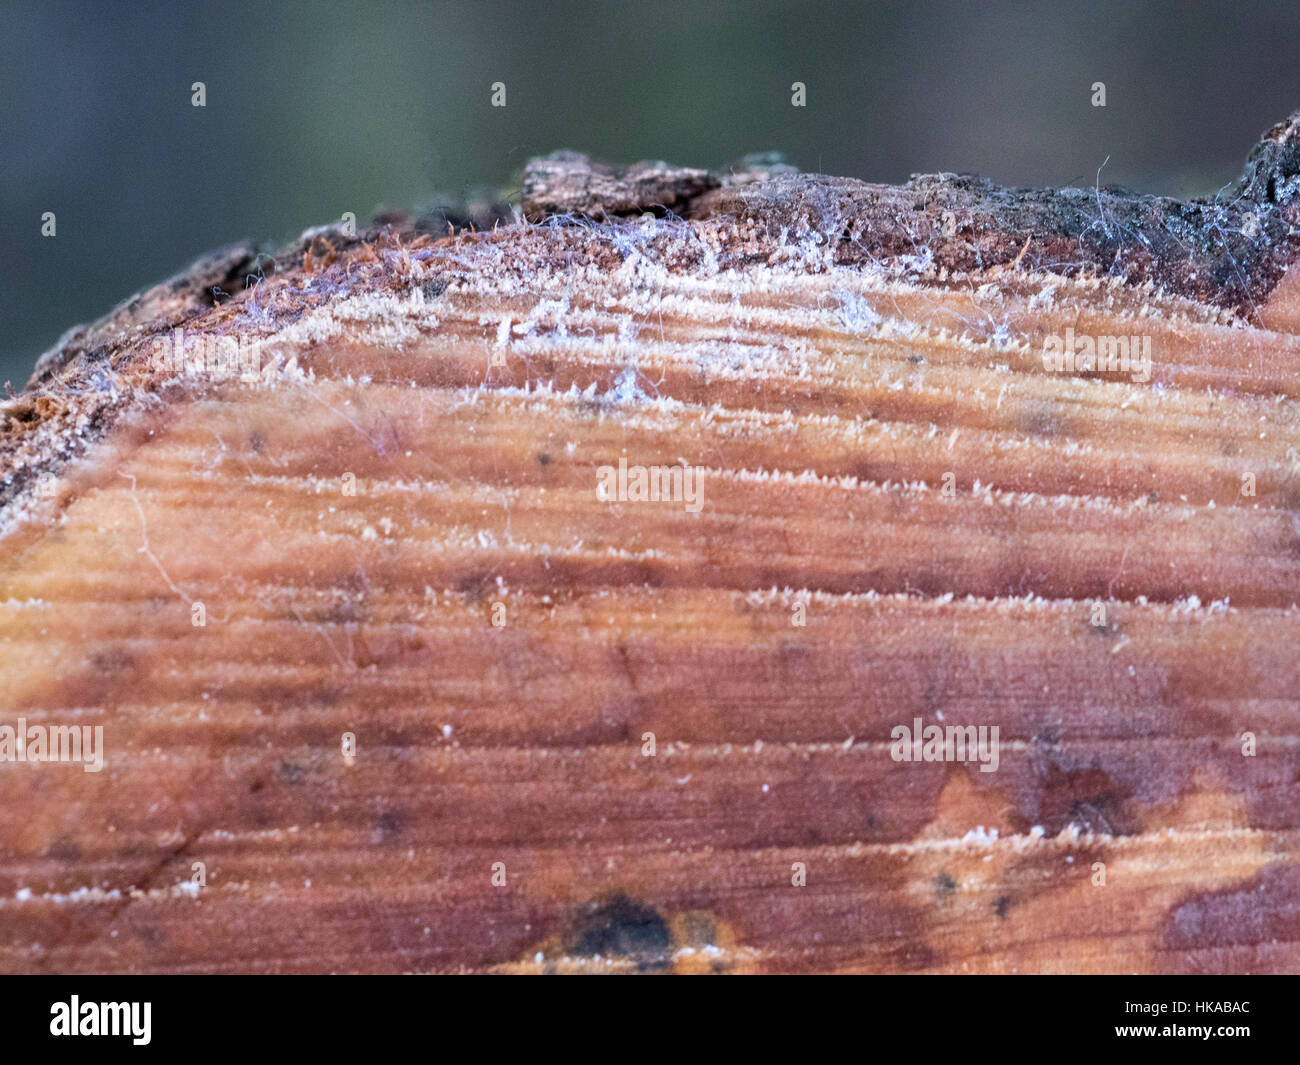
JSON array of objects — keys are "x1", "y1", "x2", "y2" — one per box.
[{"x1": 4, "y1": 0, "x2": 1300, "y2": 384}]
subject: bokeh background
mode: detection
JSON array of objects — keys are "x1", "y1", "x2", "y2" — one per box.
[{"x1": 4, "y1": 0, "x2": 1300, "y2": 384}]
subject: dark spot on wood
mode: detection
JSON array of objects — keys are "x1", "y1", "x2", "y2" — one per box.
[
  {"x1": 89, "y1": 647, "x2": 134, "y2": 675},
  {"x1": 993, "y1": 895, "x2": 1010, "y2": 918},
  {"x1": 278, "y1": 761, "x2": 306, "y2": 785},
  {"x1": 1163, "y1": 863, "x2": 1300, "y2": 962},
  {"x1": 456, "y1": 572, "x2": 493, "y2": 602},
  {"x1": 4, "y1": 401, "x2": 40, "y2": 425},
  {"x1": 374, "y1": 810, "x2": 401, "y2": 841},
  {"x1": 47, "y1": 837, "x2": 82, "y2": 861},
  {"x1": 537, "y1": 452, "x2": 551, "y2": 466},
  {"x1": 1034, "y1": 726, "x2": 1062, "y2": 748},
  {"x1": 1029, "y1": 764, "x2": 1138, "y2": 836},
  {"x1": 678, "y1": 911, "x2": 717, "y2": 947},
  {"x1": 934, "y1": 872, "x2": 957, "y2": 902},
  {"x1": 565, "y1": 894, "x2": 671, "y2": 967},
  {"x1": 777, "y1": 640, "x2": 809, "y2": 669},
  {"x1": 1021, "y1": 406, "x2": 1071, "y2": 440},
  {"x1": 309, "y1": 687, "x2": 341, "y2": 708}
]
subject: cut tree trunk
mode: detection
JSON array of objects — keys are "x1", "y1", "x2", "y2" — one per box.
[{"x1": 3, "y1": 114, "x2": 1300, "y2": 974}]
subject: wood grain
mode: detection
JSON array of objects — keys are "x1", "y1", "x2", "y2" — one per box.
[{"x1": 2, "y1": 118, "x2": 1300, "y2": 973}]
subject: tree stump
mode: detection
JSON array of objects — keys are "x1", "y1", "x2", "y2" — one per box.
[{"x1": 2, "y1": 113, "x2": 1300, "y2": 974}]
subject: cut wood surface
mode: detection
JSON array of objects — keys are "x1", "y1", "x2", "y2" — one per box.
[{"x1": 2, "y1": 114, "x2": 1300, "y2": 973}]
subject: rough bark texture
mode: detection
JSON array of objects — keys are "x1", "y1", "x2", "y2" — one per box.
[{"x1": 2, "y1": 114, "x2": 1300, "y2": 973}]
